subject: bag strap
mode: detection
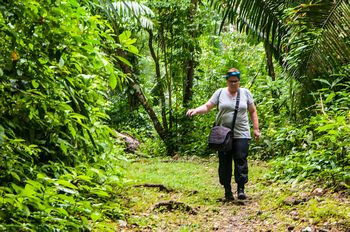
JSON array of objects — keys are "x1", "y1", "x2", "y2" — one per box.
[
  {"x1": 214, "y1": 89, "x2": 223, "y2": 126},
  {"x1": 231, "y1": 88, "x2": 240, "y2": 136},
  {"x1": 216, "y1": 88, "x2": 223, "y2": 111}
]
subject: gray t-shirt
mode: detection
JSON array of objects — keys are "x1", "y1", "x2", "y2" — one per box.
[{"x1": 209, "y1": 87, "x2": 254, "y2": 139}]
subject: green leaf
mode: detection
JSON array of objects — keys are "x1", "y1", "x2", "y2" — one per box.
[
  {"x1": 57, "y1": 179, "x2": 78, "y2": 190},
  {"x1": 59, "y1": 57, "x2": 65, "y2": 68},
  {"x1": 127, "y1": 45, "x2": 139, "y2": 55},
  {"x1": 116, "y1": 55, "x2": 132, "y2": 67},
  {"x1": 125, "y1": 38, "x2": 137, "y2": 45},
  {"x1": 109, "y1": 74, "x2": 117, "y2": 89},
  {"x1": 76, "y1": 175, "x2": 92, "y2": 182},
  {"x1": 55, "y1": 208, "x2": 69, "y2": 217},
  {"x1": 81, "y1": 216, "x2": 89, "y2": 226},
  {"x1": 58, "y1": 139, "x2": 68, "y2": 154},
  {"x1": 0, "y1": 125, "x2": 4, "y2": 145},
  {"x1": 23, "y1": 184, "x2": 36, "y2": 196},
  {"x1": 90, "y1": 211, "x2": 102, "y2": 222},
  {"x1": 11, "y1": 183, "x2": 23, "y2": 194},
  {"x1": 56, "y1": 194, "x2": 76, "y2": 204},
  {"x1": 118, "y1": 30, "x2": 132, "y2": 43},
  {"x1": 10, "y1": 172, "x2": 21, "y2": 182},
  {"x1": 316, "y1": 123, "x2": 335, "y2": 132},
  {"x1": 37, "y1": 173, "x2": 52, "y2": 182},
  {"x1": 68, "y1": 124, "x2": 77, "y2": 138},
  {"x1": 90, "y1": 188, "x2": 110, "y2": 197},
  {"x1": 31, "y1": 80, "x2": 39, "y2": 89},
  {"x1": 27, "y1": 179, "x2": 44, "y2": 191},
  {"x1": 325, "y1": 92, "x2": 335, "y2": 103},
  {"x1": 69, "y1": 113, "x2": 87, "y2": 121}
]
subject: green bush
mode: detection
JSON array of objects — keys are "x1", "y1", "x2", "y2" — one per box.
[
  {"x1": 261, "y1": 79, "x2": 350, "y2": 189},
  {"x1": 0, "y1": 0, "x2": 129, "y2": 230}
]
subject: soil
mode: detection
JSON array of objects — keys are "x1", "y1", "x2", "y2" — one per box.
[
  {"x1": 117, "y1": 159, "x2": 350, "y2": 232},
  {"x1": 208, "y1": 184, "x2": 349, "y2": 232},
  {"x1": 118, "y1": 185, "x2": 349, "y2": 232}
]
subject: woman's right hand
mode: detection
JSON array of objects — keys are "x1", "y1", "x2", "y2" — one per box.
[
  {"x1": 186, "y1": 109, "x2": 196, "y2": 118},
  {"x1": 186, "y1": 102, "x2": 214, "y2": 118}
]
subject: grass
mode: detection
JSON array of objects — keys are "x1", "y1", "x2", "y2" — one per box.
[{"x1": 114, "y1": 155, "x2": 350, "y2": 231}]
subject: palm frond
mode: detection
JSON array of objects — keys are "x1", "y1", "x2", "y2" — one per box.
[
  {"x1": 97, "y1": 0, "x2": 154, "y2": 30},
  {"x1": 285, "y1": 0, "x2": 350, "y2": 79},
  {"x1": 209, "y1": 0, "x2": 299, "y2": 66},
  {"x1": 112, "y1": 1, "x2": 154, "y2": 19},
  {"x1": 210, "y1": 0, "x2": 350, "y2": 81}
]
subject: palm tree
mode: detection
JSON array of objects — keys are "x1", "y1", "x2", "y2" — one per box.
[{"x1": 210, "y1": 0, "x2": 350, "y2": 84}]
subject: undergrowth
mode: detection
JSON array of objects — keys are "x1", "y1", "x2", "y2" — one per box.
[{"x1": 255, "y1": 80, "x2": 350, "y2": 190}]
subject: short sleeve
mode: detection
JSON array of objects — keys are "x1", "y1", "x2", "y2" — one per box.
[
  {"x1": 245, "y1": 88, "x2": 254, "y2": 105},
  {"x1": 209, "y1": 88, "x2": 223, "y2": 105}
]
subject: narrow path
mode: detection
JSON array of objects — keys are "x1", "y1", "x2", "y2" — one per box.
[
  {"x1": 118, "y1": 157, "x2": 350, "y2": 232},
  {"x1": 212, "y1": 181, "x2": 349, "y2": 232},
  {"x1": 210, "y1": 192, "x2": 289, "y2": 231}
]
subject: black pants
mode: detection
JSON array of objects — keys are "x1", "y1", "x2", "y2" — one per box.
[{"x1": 218, "y1": 139, "x2": 250, "y2": 187}]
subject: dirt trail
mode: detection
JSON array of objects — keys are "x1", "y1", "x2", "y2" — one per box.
[
  {"x1": 208, "y1": 185, "x2": 348, "y2": 232},
  {"x1": 200, "y1": 185, "x2": 283, "y2": 232},
  {"x1": 213, "y1": 200, "x2": 276, "y2": 231},
  {"x1": 118, "y1": 158, "x2": 349, "y2": 232}
]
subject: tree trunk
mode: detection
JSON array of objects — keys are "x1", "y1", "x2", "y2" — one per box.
[
  {"x1": 264, "y1": 41, "x2": 275, "y2": 81},
  {"x1": 147, "y1": 29, "x2": 168, "y2": 130},
  {"x1": 131, "y1": 76, "x2": 177, "y2": 155},
  {"x1": 115, "y1": 49, "x2": 166, "y2": 137},
  {"x1": 183, "y1": 0, "x2": 199, "y2": 107},
  {"x1": 183, "y1": 58, "x2": 195, "y2": 107},
  {"x1": 264, "y1": 41, "x2": 281, "y2": 114}
]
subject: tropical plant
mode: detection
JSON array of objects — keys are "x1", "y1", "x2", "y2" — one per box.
[
  {"x1": 210, "y1": 0, "x2": 350, "y2": 107},
  {"x1": 97, "y1": 0, "x2": 218, "y2": 155},
  {"x1": 266, "y1": 80, "x2": 350, "y2": 189},
  {"x1": 0, "y1": 0, "x2": 129, "y2": 229}
]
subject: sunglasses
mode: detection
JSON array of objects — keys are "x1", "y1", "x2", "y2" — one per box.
[{"x1": 228, "y1": 79, "x2": 240, "y2": 84}]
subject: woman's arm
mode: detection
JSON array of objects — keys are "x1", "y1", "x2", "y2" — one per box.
[
  {"x1": 186, "y1": 101, "x2": 216, "y2": 117},
  {"x1": 248, "y1": 103, "x2": 261, "y2": 139}
]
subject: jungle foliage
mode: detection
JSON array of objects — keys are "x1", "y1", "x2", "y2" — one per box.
[
  {"x1": 102, "y1": 0, "x2": 218, "y2": 155},
  {"x1": 0, "y1": 0, "x2": 349, "y2": 231},
  {"x1": 208, "y1": 0, "x2": 350, "y2": 188},
  {"x1": 0, "y1": 1, "x2": 128, "y2": 230},
  {"x1": 211, "y1": 0, "x2": 350, "y2": 107}
]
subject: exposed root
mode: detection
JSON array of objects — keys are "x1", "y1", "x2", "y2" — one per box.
[
  {"x1": 153, "y1": 200, "x2": 198, "y2": 215},
  {"x1": 134, "y1": 183, "x2": 173, "y2": 193}
]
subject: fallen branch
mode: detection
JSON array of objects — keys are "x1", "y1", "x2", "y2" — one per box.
[{"x1": 153, "y1": 200, "x2": 198, "y2": 215}]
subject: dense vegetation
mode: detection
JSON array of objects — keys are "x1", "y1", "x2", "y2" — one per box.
[
  {"x1": 0, "y1": 0, "x2": 349, "y2": 231},
  {"x1": 0, "y1": 1, "x2": 128, "y2": 230}
]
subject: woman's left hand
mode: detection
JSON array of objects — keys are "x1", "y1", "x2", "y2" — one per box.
[{"x1": 254, "y1": 130, "x2": 261, "y2": 140}]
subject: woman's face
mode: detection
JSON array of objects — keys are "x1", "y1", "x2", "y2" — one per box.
[{"x1": 226, "y1": 76, "x2": 240, "y2": 91}]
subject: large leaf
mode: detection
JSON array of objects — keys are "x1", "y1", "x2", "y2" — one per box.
[
  {"x1": 97, "y1": 0, "x2": 154, "y2": 30},
  {"x1": 210, "y1": 0, "x2": 298, "y2": 62},
  {"x1": 285, "y1": 1, "x2": 350, "y2": 78},
  {"x1": 210, "y1": 0, "x2": 350, "y2": 81}
]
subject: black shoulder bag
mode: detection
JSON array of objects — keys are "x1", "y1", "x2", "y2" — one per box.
[{"x1": 207, "y1": 89, "x2": 240, "y2": 152}]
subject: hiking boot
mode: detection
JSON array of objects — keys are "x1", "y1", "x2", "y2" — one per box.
[
  {"x1": 224, "y1": 185, "x2": 234, "y2": 201},
  {"x1": 237, "y1": 185, "x2": 247, "y2": 200},
  {"x1": 225, "y1": 191, "x2": 234, "y2": 201}
]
